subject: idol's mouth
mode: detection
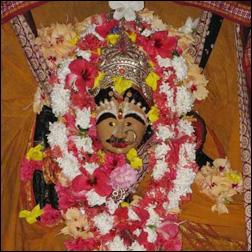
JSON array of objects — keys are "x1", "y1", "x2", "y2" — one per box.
[{"x1": 106, "y1": 136, "x2": 129, "y2": 148}]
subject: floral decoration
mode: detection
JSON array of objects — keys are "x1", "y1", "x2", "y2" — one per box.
[{"x1": 19, "y1": 4, "x2": 219, "y2": 251}]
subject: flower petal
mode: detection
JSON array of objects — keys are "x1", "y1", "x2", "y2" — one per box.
[{"x1": 124, "y1": 8, "x2": 136, "y2": 21}]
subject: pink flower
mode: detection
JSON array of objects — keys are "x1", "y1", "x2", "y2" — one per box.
[
  {"x1": 102, "y1": 153, "x2": 126, "y2": 173},
  {"x1": 65, "y1": 237, "x2": 98, "y2": 251},
  {"x1": 55, "y1": 184, "x2": 76, "y2": 211},
  {"x1": 95, "y1": 19, "x2": 118, "y2": 37},
  {"x1": 40, "y1": 204, "x2": 61, "y2": 226},
  {"x1": 137, "y1": 31, "x2": 177, "y2": 59},
  {"x1": 20, "y1": 158, "x2": 43, "y2": 182},
  {"x1": 162, "y1": 237, "x2": 182, "y2": 251},
  {"x1": 109, "y1": 164, "x2": 138, "y2": 190},
  {"x1": 71, "y1": 169, "x2": 112, "y2": 197},
  {"x1": 71, "y1": 90, "x2": 95, "y2": 110},
  {"x1": 77, "y1": 34, "x2": 105, "y2": 51},
  {"x1": 88, "y1": 117, "x2": 97, "y2": 138},
  {"x1": 63, "y1": 112, "x2": 78, "y2": 135},
  {"x1": 67, "y1": 59, "x2": 97, "y2": 92},
  {"x1": 156, "y1": 219, "x2": 179, "y2": 240}
]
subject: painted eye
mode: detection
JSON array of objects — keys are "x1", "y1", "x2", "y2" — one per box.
[
  {"x1": 126, "y1": 122, "x2": 132, "y2": 127},
  {"x1": 109, "y1": 122, "x2": 115, "y2": 127}
]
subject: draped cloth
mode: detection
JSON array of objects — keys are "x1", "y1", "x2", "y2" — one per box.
[{"x1": 1, "y1": 1, "x2": 250, "y2": 251}]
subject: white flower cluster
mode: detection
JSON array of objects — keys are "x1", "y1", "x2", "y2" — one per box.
[
  {"x1": 172, "y1": 56, "x2": 188, "y2": 81},
  {"x1": 177, "y1": 119, "x2": 194, "y2": 137},
  {"x1": 155, "y1": 143, "x2": 170, "y2": 160},
  {"x1": 75, "y1": 48, "x2": 91, "y2": 61},
  {"x1": 50, "y1": 84, "x2": 70, "y2": 116},
  {"x1": 107, "y1": 236, "x2": 127, "y2": 251},
  {"x1": 57, "y1": 59, "x2": 72, "y2": 85},
  {"x1": 75, "y1": 107, "x2": 91, "y2": 130},
  {"x1": 84, "y1": 162, "x2": 98, "y2": 175},
  {"x1": 178, "y1": 17, "x2": 199, "y2": 35},
  {"x1": 152, "y1": 159, "x2": 169, "y2": 181},
  {"x1": 129, "y1": 241, "x2": 146, "y2": 251},
  {"x1": 106, "y1": 198, "x2": 120, "y2": 215},
  {"x1": 156, "y1": 125, "x2": 175, "y2": 141},
  {"x1": 72, "y1": 135, "x2": 93, "y2": 154},
  {"x1": 179, "y1": 142, "x2": 196, "y2": 167},
  {"x1": 166, "y1": 167, "x2": 196, "y2": 210},
  {"x1": 86, "y1": 189, "x2": 107, "y2": 207},
  {"x1": 159, "y1": 82, "x2": 176, "y2": 113},
  {"x1": 47, "y1": 122, "x2": 68, "y2": 151},
  {"x1": 93, "y1": 212, "x2": 114, "y2": 235},
  {"x1": 175, "y1": 86, "x2": 193, "y2": 116},
  {"x1": 57, "y1": 151, "x2": 81, "y2": 180}
]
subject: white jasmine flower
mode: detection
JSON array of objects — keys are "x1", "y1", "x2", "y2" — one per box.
[
  {"x1": 50, "y1": 84, "x2": 70, "y2": 116},
  {"x1": 84, "y1": 162, "x2": 98, "y2": 175},
  {"x1": 109, "y1": 1, "x2": 144, "y2": 21},
  {"x1": 155, "y1": 143, "x2": 170, "y2": 159},
  {"x1": 156, "y1": 125, "x2": 175, "y2": 141},
  {"x1": 57, "y1": 152, "x2": 81, "y2": 180},
  {"x1": 141, "y1": 28, "x2": 154, "y2": 37},
  {"x1": 166, "y1": 168, "x2": 196, "y2": 210},
  {"x1": 81, "y1": 23, "x2": 104, "y2": 41},
  {"x1": 75, "y1": 49, "x2": 91, "y2": 61},
  {"x1": 176, "y1": 86, "x2": 193, "y2": 116},
  {"x1": 128, "y1": 208, "x2": 140, "y2": 221},
  {"x1": 107, "y1": 198, "x2": 120, "y2": 215},
  {"x1": 72, "y1": 136, "x2": 93, "y2": 154},
  {"x1": 107, "y1": 236, "x2": 127, "y2": 251},
  {"x1": 86, "y1": 189, "x2": 106, "y2": 207},
  {"x1": 156, "y1": 55, "x2": 172, "y2": 68},
  {"x1": 178, "y1": 17, "x2": 199, "y2": 34},
  {"x1": 172, "y1": 56, "x2": 188, "y2": 81},
  {"x1": 145, "y1": 205, "x2": 161, "y2": 227},
  {"x1": 179, "y1": 142, "x2": 196, "y2": 167},
  {"x1": 47, "y1": 122, "x2": 68, "y2": 150},
  {"x1": 144, "y1": 226, "x2": 157, "y2": 243},
  {"x1": 133, "y1": 228, "x2": 141, "y2": 237},
  {"x1": 93, "y1": 212, "x2": 114, "y2": 235},
  {"x1": 57, "y1": 58, "x2": 72, "y2": 84},
  {"x1": 152, "y1": 159, "x2": 169, "y2": 181},
  {"x1": 159, "y1": 82, "x2": 176, "y2": 112},
  {"x1": 177, "y1": 119, "x2": 194, "y2": 137},
  {"x1": 75, "y1": 107, "x2": 91, "y2": 130},
  {"x1": 129, "y1": 241, "x2": 146, "y2": 251}
]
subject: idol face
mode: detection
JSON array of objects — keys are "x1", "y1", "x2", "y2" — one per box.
[{"x1": 95, "y1": 88, "x2": 148, "y2": 154}]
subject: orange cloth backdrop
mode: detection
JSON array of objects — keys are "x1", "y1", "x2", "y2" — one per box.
[{"x1": 1, "y1": 1, "x2": 246, "y2": 250}]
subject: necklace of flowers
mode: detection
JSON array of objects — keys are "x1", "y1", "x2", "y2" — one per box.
[{"x1": 19, "y1": 7, "x2": 208, "y2": 251}]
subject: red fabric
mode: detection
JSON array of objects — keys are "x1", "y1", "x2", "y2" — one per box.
[
  {"x1": 175, "y1": 1, "x2": 251, "y2": 27},
  {"x1": 1, "y1": 1, "x2": 47, "y2": 24}
]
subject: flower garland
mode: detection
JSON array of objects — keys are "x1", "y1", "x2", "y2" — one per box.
[{"x1": 20, "y1": 4, "x2": 210, "y2": 251}]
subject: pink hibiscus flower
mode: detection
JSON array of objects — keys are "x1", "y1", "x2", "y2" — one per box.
[
  {"x1": 40, "y1": 204, "x2": 61, "y2": 226},
  {"x1": 137, "y1": 31, "x2": 178, "y2": 59},
  {"x1": 70, "y1": 90, "x2": 95, "y2": 110},
  {"x1": 102, "y1": 152, "x2": 126, "y2": 173},
  {"x1": 77, "y1": 34, "x2": 105, "y2": 51},
  {"x1": 71, "y1": 169, "x2": 112, "y2": 197},
  {"x1": 66, "y1": 59, "x2": 97, "y2": 92},
  {"x1": 95, "y1": 19, "x2": 119, "y2": 38},
  {"x1": 20, "y1": 158, "x2": 43, "y2": 182},
  {"x1": 55, "y1": 184, "x2": 76, "y2": 211},
  {"x1": 65, "y1": 237, "x2": 98, "y2": 251}
]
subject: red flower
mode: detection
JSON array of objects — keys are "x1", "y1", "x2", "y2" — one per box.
[
  {"x1": 162, "y1": 237, "x2": 182, "y2": 251},
  {"x1": 95, "y1": 19, "x2": 119, "y2": 38},
  {"x1": 40, "y1": 204, "x2": 61, "y2": 226},
  {"x1": 77, "y1": 34, "x2": 105, "y2": 51},
  {"x1": 71, "y1": 169, "x2": 112, "y2": 197},
  {"x1": 20, "y1": 158, "x2": 43, "y2": 182},
  {"x1": 71, "y1": 90, "x2": 95, "y2": 110},
  {"x1": 101, "y1": 153, "x2": 126, "y2": 173},
  {"x1": 67, "y1": 59, "x2": 97, "y2": 92},
  {"x1": 55, "y1": 184, "x2": 76, "y2": 211},
  {"x1": 137, "y1": 31, "x2": 178, "y2": 59},
  {"x1": 65, "y1": 237, "x2": 98, "y2": 251}
]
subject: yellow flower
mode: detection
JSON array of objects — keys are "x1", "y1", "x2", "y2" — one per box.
[
  {"x1": 148, "y1": 60, "x2": 155, "y2": 68},
  {"x1": 94, "y1": 71, "x2": 105, "y2": 88},
  {"x1": 126, "y1": 32, "x2": 136, "y2": 43},
  {"x1": 147, "y1": 105, "x2": 159, "y2": 123},
  {"x1": 68, "y1": 34, "x2": 80, "y2": 46},
  {"x1": 106, "y1": 34, "x2": 120, "y2": 45},
  {"x1": 127, "y1": 148, "x2": 142, "y2": 170},
  {"x1": 120, "y1": 202, "x2": 130, "y2": 208},
  {"x1": 26, "y1": 144, "x2": 45, "y2": 161},
  {"x1": 112, "y1": 76, "x2": 133, "y2": 95},
  {"x1": 19, "y1": 204, "x2": 44, "y2": 224},
  {"x1": 225, "y1": 171, "x2": 242, "y2": 184},
  {"x1": 145, "y1": 71, "x2": 160, "y2": 91},
  {"x1": 97, "y1": 150, "x2": 105, "y2": 164}
]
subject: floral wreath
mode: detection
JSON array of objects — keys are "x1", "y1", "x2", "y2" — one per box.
[{"x1": 18, "y1": 2, "x2": 241, "y2": 251}]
